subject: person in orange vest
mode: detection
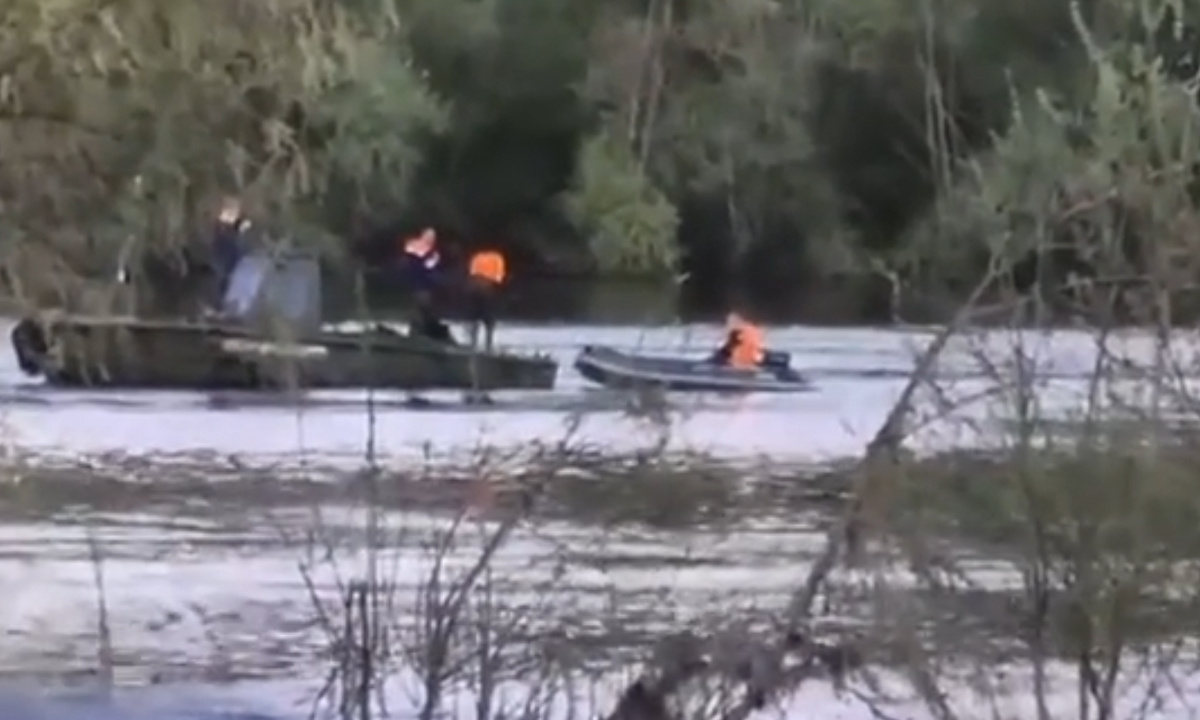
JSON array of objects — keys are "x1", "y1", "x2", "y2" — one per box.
[
  {"x1": 465, "y1": 248, "x2": 507, "y2": 351},
  {"x1": 710, "y1": 312, "x2": 765, "y2": 369}
]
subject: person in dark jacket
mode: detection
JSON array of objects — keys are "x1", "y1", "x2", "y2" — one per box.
[
  {"x1": 211, "y1": 196, "x2": 252, "y2": 305},
  {"x1": 398, "y1": 228, "x2": 455, "y2": 342},
  {"x1": 399, "y1": 227, "x2": 441, "y2": 288}
]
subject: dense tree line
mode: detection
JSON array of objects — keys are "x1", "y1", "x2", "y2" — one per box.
[{"x1": 1, "y1": 0, "x2": 1199, "y2": 320}]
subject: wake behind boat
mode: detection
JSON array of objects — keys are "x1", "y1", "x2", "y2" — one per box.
[{"x1": 573, "y1": 344, "x2": 812, "y2": 393}]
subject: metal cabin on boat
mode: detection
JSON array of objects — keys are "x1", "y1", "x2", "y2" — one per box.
[{"x1": 11, "y1": 251, "x2": 557, "y2": 391}]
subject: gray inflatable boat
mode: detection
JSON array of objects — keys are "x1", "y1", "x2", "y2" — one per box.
[{"x1": 573, "y1": 344, "x2": 812, "y2": 393}]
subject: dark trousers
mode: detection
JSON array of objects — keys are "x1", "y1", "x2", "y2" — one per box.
[
  {"x1": 708, "y1": 331, "x2": 738, "y2": 364},
  {"x1": 465, "y1": 280, "x2": 498, "y2": 351},
  {"x1": 409, "y1": 292, "x2": 455, "y2": 343}
]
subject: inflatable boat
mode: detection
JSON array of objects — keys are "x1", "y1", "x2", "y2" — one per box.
[{"x1": 573, "y1": 344, "x2": 812, "y2": 393}]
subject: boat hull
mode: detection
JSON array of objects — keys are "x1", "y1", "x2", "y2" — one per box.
[
  {"x1": 12, "y1": 314, "x2": 557, "y2": 391},
  {"x1": 573, "y1": 344, "x2": 811, "y2": 393}
]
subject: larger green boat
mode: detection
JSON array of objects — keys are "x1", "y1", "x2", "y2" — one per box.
[{"x1": 10, "y1": 252, "x2": 558, "y2": 391}]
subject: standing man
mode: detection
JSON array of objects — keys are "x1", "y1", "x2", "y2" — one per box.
[
  {"x1": 211, "y1": 196, "x2": 252, "y2": 312},
  {"x1": 398, "y1": 227, "x2": 454, "y2": 342},
  {"x1": 460, "y1": 247, "x2": 507, "y2": 405},
  {"x1": 465, "y1": 248, "x2": 507, "y2": 352}
]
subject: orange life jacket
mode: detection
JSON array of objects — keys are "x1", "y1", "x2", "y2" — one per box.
[
  {"x1": 728, "y1": 320, "x2": 764, "y2": 369},
  {"x1": 469, "y1": 250, "x2": 506, "y2": 285}
]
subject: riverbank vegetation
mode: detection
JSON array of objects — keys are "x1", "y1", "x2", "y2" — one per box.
[
  {"x1": 298, "y1": 315, "x2": 1200, "y2": 719},
  {"x1": 2, "y1": 0, "x2": 1199, "y2": 319}
]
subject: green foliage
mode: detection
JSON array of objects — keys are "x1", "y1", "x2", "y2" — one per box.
[
  {"x1": 8, "y1": 0, "x2": 1200, "y2": 311},
  {"x1": 892, "y1": 436, "x2": 1200, "y2": 656},
  {"x1": 898, "y1": 0, "x2": 1200, "y2": 310},
  {"x1": 565, "y1": 134, "x2": 679, "y2": 276},
  {"x1": 898, "y1": 443, "x2": 1200, "y2": 559},
  {"x1": 300, "y1": 31, "x2": 446, "y2": 255},
  {"x1": 0, "y1": 0, "x2": 440, "y2": 304}
]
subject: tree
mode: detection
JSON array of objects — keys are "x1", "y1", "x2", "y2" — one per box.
[{"x1": 0, "y1": 0, "x2": 441, "y2": 309}]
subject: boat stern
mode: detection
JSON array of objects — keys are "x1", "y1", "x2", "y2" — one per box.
[{"x1": 473, "y1": 351, "x2": 558, "y2": 390}]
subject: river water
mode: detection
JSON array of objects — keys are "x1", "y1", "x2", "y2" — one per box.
[
  {"x1": 0, "y1": 321, "x2": 1181, "y2": 465},
  {"x1": 1, "y1": 320, "x2": 1197, "y2": 720}
]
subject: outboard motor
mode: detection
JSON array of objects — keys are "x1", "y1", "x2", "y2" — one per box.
[
  {"x1": 10, "y1": 318, "x2": 48, "y2": 376},
  {"x1": 761, "y1": 350, "x2": 790, "y2": 370},
  {"x1": 761, "y1": 349, "x2": 804, "y2": 382}
]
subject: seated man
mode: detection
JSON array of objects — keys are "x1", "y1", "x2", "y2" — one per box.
[{"x1": 709, "y1": 312, "x2": 765, "y2": 369}]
